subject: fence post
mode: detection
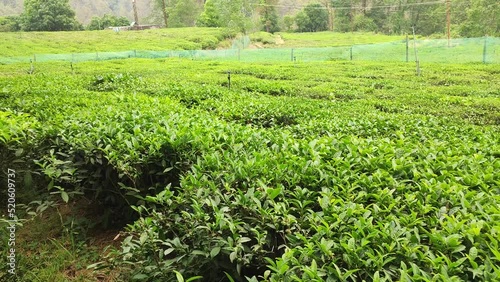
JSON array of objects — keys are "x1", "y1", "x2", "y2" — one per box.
[
  {"x1": 33, "y1": 54, "x2": 36, "y2": 62},
  {"x1": 350, "y1": 47, "x2": 353, "y2": 61},
  {"x1": 291, "y1": 49, "x2": 294, "y2": 62},
  {"x1": 96, "y1": 52, "x2": 99, "y2": 61},
  {"x1": 412, "y1": 26, "x2": 420, "y2": 76},
  {"x1": 483, "y1": 36, "x2": 487, "y2": 64},
  {"x1": 238, "y1": 48, "x2": 241, "y2": 61},
  {"x1": 406, "y1": 34, "x2": 409, "y2": 63}
]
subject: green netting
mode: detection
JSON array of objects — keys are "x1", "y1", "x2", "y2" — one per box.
[
  {"x1": 1, "y1": 37, "x2": 498, "y2": 64},
  {"x1": 232, "y1": 35, "x2": 251, "y2": 49}
]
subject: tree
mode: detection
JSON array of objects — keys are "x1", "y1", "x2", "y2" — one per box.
[
  {"x1": 320, "y1": 0, "x2": 334, "y2": 30},
  {"x1": 331, "y1": 0, "x2": 354, "y2": 32},
  {"x1": 197, "y1": 0, "x2": 258, "y2": 33},
  {"x1": 404, "y1": 0, "x2": 444, "y2": 36},
  {"x1": 457, "y1": 0, "x2": 499, "y2": 37},
  {"x1": 169, "y1": 0, "x2": 205, "y2": 27},
  {"x1": 149, "y1": 0, "x2": 170, "y2": 27},
  {"x1": 329, "y1": 0, "x2": 458, "y2": 35},
  {"x1": 87, "y1": 14, "x2": 130, "y2": 30},
  {"x1": 296, "y1": 3, "x2": 329, "y2": 32},
  {"x1": 21, "y1": 0, "x2": 81, "y2": 31},
  {"x1": 0, "y1": 16, "x2": 22, "y2": 32},
  {"x1": 282, "y1": 15, "x2": 294, "y2": 32},
  {"x1": 197, "y1": 0, "x2": 222, "y2": 27},
  {"x1": 352, "y1": 14, "x2": 377, "y2": 32},
  {"x1": 258, "y1": 0, "x2": 280, "y2": 33},
  {"x1": 152, "y1": 0, "x2": 204, "y2": 28}
]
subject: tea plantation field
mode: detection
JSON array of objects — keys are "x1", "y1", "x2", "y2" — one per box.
[{"x1": 1, "y1": 58, "x2": 499, "y2": 281}]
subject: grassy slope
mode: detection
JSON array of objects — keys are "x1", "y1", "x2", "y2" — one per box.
[
  {"x1": 0, "y1": 28, "x2": 232, "y2": 57},
  {"x1": 0, "y1": 28, "x2": 403, "y2": 58},
  {"x1": 2, "y1": 28, "x2": 497, "y2": 65}
]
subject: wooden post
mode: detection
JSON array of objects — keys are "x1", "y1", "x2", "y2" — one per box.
[
  {"x1": 227, "y1": 71, "x2": 231, "y2": 90},
  {"x1": 350, "y1": 47, "x2": 353, "y2": 61},
  {"x1": 291, "y1": 49, "x2": 294, "y2": 62}
]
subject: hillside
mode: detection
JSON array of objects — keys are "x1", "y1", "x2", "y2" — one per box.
[
  {"x1": 0, "y1": 0, "x2": 154, "y2": 24},
  {"x1": 0, "y1": 0, "x2": 313, "y2": 24}
]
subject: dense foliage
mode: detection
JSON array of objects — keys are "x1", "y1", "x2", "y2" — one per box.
[
  {"x1": 20, "y1": 0, "x2": 82, "y2": 31},
  {"x1": 197, "y1": 0, "x2": 257, "y2": 33},
  {"x1": 150, "y1": 0, "x2": 500, "y2": 37},
  {"x1": 296, "y1": 3, "x2": 329, "y2": 32},
  {"x1": 1, "y1": 57, "x2": 499, "y2": 281},
  {"x1": 0, "y1": 16, "x2": 21, "y2": 32},
  {"x1": 2, "y1": 0, "x2": 498, "y2": 36},
  {"x1": 258, "y1": 0, "x2": 280, "y2": 33},
  {"x1": 87, "y1": 14, "x2": 131, "y2": 30}
]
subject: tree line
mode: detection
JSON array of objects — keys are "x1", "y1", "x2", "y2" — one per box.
[
  {"x1": 0, "y1": 0, "x2": 131, "y2": 32},
  {"x1": 0, "y1": 0, "x2": 498, "y2": 37}
]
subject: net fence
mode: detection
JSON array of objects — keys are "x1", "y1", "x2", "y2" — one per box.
[{"x1": 1, "y1": 37, "x2": 498, "y2": 64}]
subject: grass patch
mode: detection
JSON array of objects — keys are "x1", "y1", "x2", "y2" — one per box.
[{"x1": 0, "y1": 199, "x2": 124, "y2": 281}]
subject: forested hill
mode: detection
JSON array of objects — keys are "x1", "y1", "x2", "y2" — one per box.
[{"x1": 0, "y1": 0, "x2": 154, "y2": 24}]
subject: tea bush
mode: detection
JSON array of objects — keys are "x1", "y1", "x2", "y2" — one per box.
[{"x1": 0, "y1": 59, "x2": 499, "y2": 281}]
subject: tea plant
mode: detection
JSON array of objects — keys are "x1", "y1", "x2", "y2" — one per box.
[{"x1": 0, "y1": 58, "x2": 498, "y2": 281}]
